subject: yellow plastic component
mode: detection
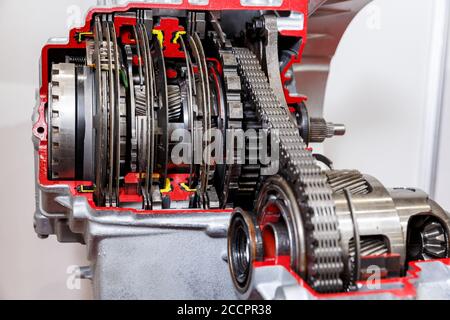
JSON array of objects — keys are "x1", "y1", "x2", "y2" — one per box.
[
  {"x1": 137, "y1": 173, "x2": 160, "y2": 179},
  {"x1": 172, "y1": 31, "x2": 186, "y2": 44},
  {"x1": 180, "y1": 183, "x2": 196, "y2": 192},
  {"x1": 160, "y1": 178, "x2": 172, "y2": 193},
  {"x1": 78, "y1": 185, "x2": 95, "y2": 193},
  {"x1": 152, "y1": 29, "x2": 164, "y2": 47},
  {"x1": 77, "y1": 32, "x2": 93, "y2": 43}
]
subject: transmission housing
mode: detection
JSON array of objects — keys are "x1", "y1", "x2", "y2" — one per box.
[{"x1": 32, "y1": 0, "x2": 450, "y2": 299}]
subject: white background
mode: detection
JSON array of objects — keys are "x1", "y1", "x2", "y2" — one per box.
[
  {"x1": 323, "y1": 0, "x2": 450, "y2": 209},
  {"x1": 0, "y1": 0, "x2": 448, "y2": 299}
]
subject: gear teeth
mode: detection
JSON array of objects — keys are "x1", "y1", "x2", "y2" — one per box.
[
  {"x1": 422, "y1": 222, "x2": 448, "y2": 259},
  {"x1": 349, "y1": 237, "x2": 389, "y2": 257},
  {"x1": 167, "y1": 85, "x2": 182, "y2": 122},
  {"x1": 134, "y1": 85, "x2": 147, "y2": 116},
  {"x1": 326, "y1": 170, "x2": 371, "y2": 195},
  {"x1": 210, "y1": 34, "x2": 245, "y2": 207},
  {"x1": 49, "y1": 63, "x2": 77, "y2": 180},
  {"x1": 309, "y1": 118, "x2": 328, "y2": 143},
  {"x1": 233, "y1": 47, "x2": 344, "y2": 293}
]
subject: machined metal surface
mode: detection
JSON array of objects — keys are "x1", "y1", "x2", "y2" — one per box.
[
  {"x1": 334, "y1": 175, "x2": 450, "y2": 272},
  {"x1": 233, "y1": 47, "x2": 344, "y2": 293},
  {"x1": 48, "y1": 63, "x2": 77, "y2": 180},
  {"x1": 326, "y1": 170, "x2": 370, "y2": 195},
  {"x1": 76, "y1": 66, "x2": 96, "y2": 181},
  {"x1": 334, "y1": 175, "x2": 407, "y2": 267},
  {"x1": 228, "y1": 208, "x2": 263, "y2": 295}
]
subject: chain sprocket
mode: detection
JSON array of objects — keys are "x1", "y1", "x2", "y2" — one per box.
[{"x1": 233, "y1": 47, "x2": 344, "y2": 293}]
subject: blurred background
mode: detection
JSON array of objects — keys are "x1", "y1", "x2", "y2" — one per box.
[{"x1": 0, "y1": 0, "x2": 448, "y2": 299}]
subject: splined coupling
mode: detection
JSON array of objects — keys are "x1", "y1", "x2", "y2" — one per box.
[{"x1": 309, "y1": 118, "x2": 346, "y2": 143}]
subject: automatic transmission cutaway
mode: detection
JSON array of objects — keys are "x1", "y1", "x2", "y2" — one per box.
[{"x1": 32, "y1": 1, "x2": 450, "y2": 299}]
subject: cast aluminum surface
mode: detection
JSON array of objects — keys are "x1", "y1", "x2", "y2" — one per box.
[
  {"x1": 33, "y1": 181, "x2": 235, "y2": 299},
  {"x1": 296, "y1": 0, "x2": 373, "y2": 118}
]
